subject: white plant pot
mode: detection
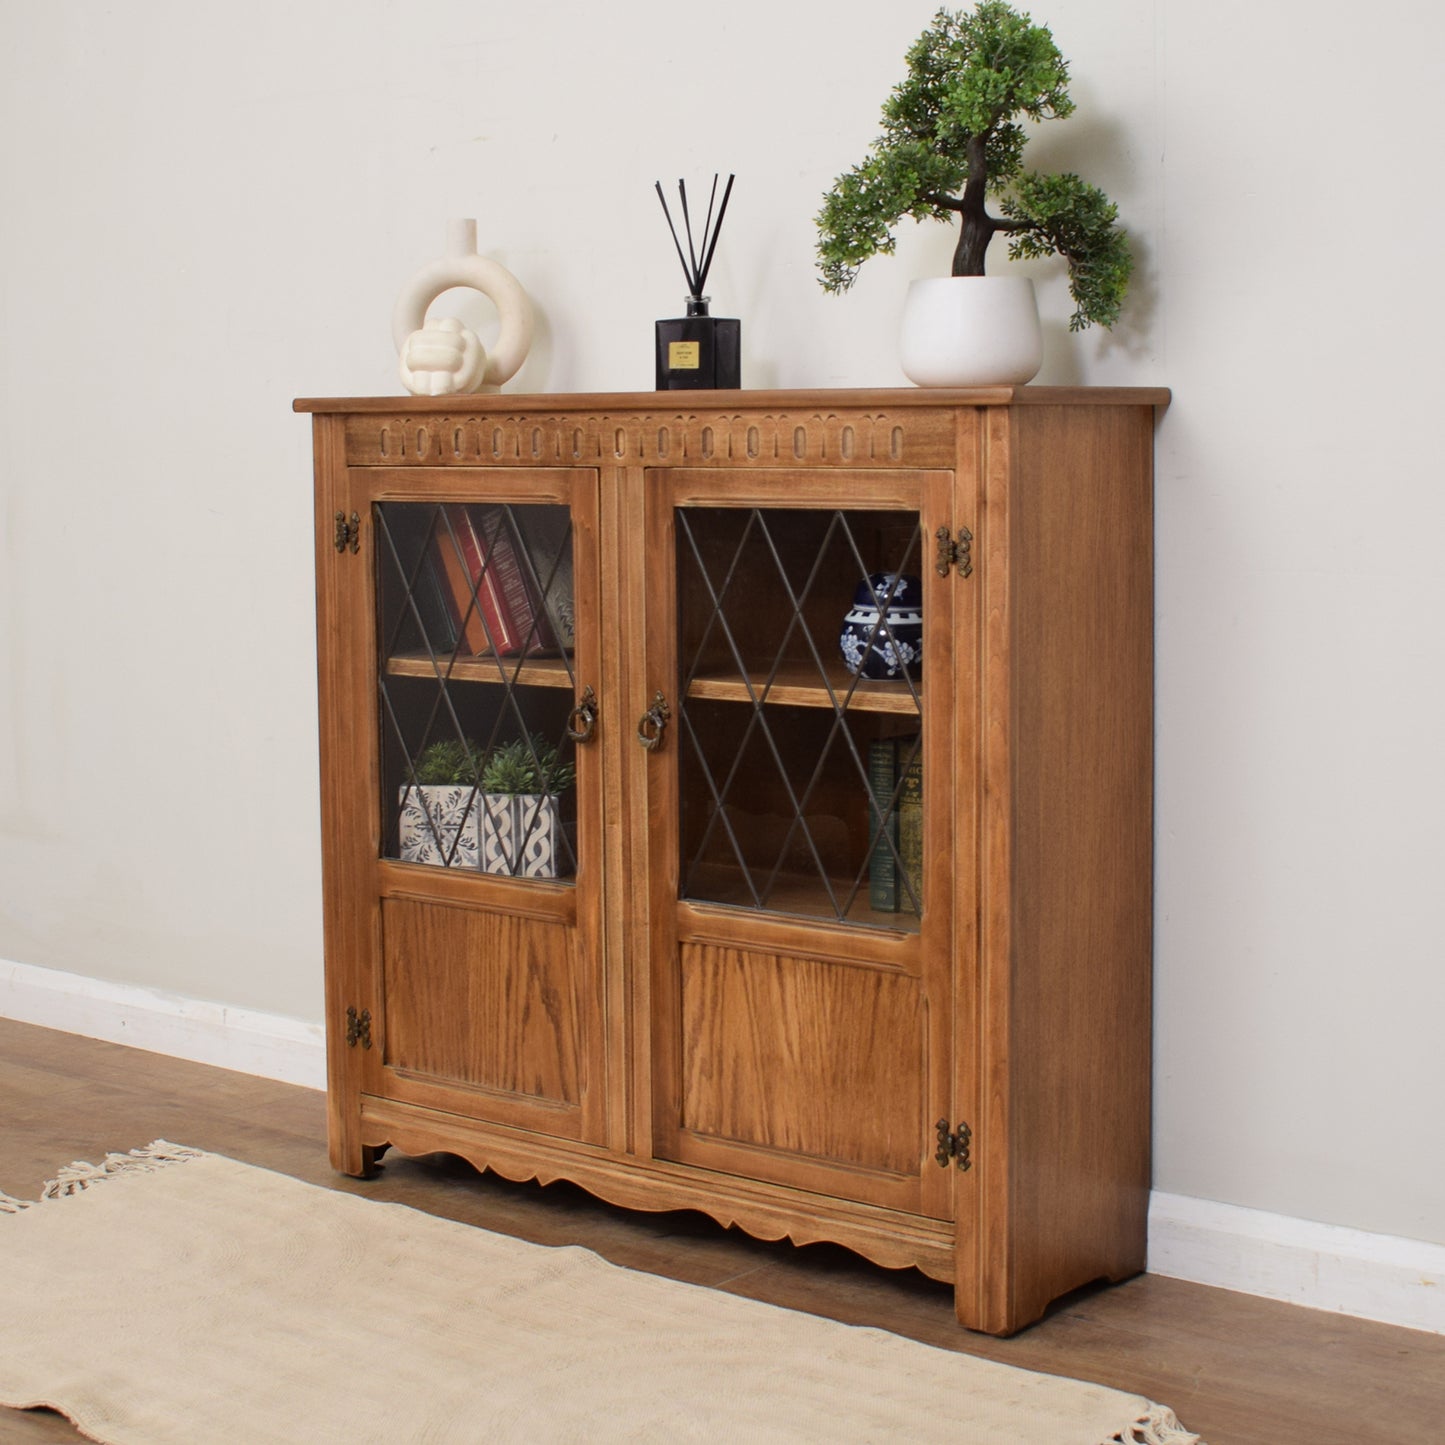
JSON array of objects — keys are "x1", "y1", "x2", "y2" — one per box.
[
  {"x1": 398, "y1": 785, "x2": 482, "y2": 868},
  {"x1": 481, "y1": 793, "x2": 563, "y2": 878},
  {"x1": 899, "y1": 276, "x2": 1043, "y2": 387}
]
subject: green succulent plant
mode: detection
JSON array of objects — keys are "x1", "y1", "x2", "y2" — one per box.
[
  {"x1": 816, "y1": 2, "x2": 1132, "y2": 330},
  {"x1": 480, "y1": 734, "x2": 577, "y2": 796},
  {"x1": 412, "y1": 739, "x2": 482, "y2": 786}
]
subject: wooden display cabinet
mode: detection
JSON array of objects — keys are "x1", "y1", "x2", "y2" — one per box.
[{"x1": 296, "y1": 386, "x2": 1168, "y2": 1335}]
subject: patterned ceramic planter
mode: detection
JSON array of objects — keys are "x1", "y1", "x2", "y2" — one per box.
[
  {"x1": 397, "y1": 785, "x2": 482, "y2": 868},
  {"x1": 481, "y1": 793, "x2": 563, "y2": 878}
]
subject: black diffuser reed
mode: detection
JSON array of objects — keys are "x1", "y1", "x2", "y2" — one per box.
[{"x1": 654, "y1": 174, "x2": 740, "y2": 390}]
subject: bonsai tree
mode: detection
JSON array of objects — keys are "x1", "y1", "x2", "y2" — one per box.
[
  {"x1": 816, "y1": 2, "x2": 1131, "y2": 330},
  {"x1": 480, "y1": 734, "x2": 576, "y2": 797}
]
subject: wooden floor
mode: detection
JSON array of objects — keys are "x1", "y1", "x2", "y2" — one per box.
[{"x1": 2, "y1": 1018, "x2": 1441, "y2": 1445}]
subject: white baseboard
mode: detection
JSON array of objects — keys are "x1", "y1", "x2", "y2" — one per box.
[
  {"x1": 0, "y1": 958, "x2": 325, "y2": 1091},
  {"x1": 3, "y1": 958, "x2": 1441, "y2": 1335},
  {"x1": 1148, "y1": 1190, "x2": 1445, "y2": 1334}
]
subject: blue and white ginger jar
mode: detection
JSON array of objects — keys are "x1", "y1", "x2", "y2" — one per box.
[{"x1": 839, "y1": 573, "x2": 923, "y2": 680}]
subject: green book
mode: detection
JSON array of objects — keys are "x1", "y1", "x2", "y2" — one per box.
[
  {"x1": 868, "y1": 739, "x2": 899, "y2": 911},
  {"x1": 897, "y1": 739, "x2": 923, "y2": 916}
]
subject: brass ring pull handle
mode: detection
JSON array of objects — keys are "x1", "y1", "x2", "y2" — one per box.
[
  {"x1": 565, "y1": 685, "x2": 599, "y2": 743},
  {"x1": 636, "y1": 691, "x2": 671, "y2": 752}
]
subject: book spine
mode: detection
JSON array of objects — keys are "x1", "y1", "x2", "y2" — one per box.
[
  {"x1": 430, "y1": 524, "x2": 491, "y2": 655},
  {"x1": 868, "y1": 738, "x2": 899, "y2": 912},
  {"x1": 475, "y1": 507, "x2": 555, "y2": 655},
  {"x1": 897, "y1": 739, "x2": 923, "y2": 916},
  {"x1": 443, "y1": 504, "x2": 515, "y2": 654},
  {"x1": 414, "y1": 551, "x2": 458, "y2": 652},
  {"x1": 516, "y1": 507, "x2": 576, "y2": 652}
]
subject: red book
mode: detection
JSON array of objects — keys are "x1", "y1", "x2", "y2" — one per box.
[
  {"x1": 433, "y1": 504, "x2": 514, "y2": 654},
  {"x1": 469, "y1": 506, "x2": 556, "y2": 655}
]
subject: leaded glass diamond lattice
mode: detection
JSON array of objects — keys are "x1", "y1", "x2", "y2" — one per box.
[
  {"x1": 675, "y1": 506, "x2": 925, "y2": 931},
  {"x1": 375, "y1": 501, "x2": 580, "y2": 881}
]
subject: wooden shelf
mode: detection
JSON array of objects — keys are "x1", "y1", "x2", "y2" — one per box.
[
  {"x1": 679, "y1": 861, "x2": 921, "y2": 933},
  {"x1": 684, "y1": 659, "x2": 920, "y2": 716},
  {"x1": 386, "y1": 652, "x2": 576, "y2": 689}
]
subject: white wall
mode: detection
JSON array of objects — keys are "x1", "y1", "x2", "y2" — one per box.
[{"x1": 2, "y1": 0, "x2": 1442, "y2": 1251}]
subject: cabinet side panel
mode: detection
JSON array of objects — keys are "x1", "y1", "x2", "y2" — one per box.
[{"x1": 1005, "y1": 404, "x2": 1155, "y2": 1327}]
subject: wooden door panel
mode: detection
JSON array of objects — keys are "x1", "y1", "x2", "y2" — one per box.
[
  {"x1": 678, "y1": 944, "x2": 925, "y2": 1178},
  {"x1": 376, "y1": 879, "x2": 595, "y2": 1137}
]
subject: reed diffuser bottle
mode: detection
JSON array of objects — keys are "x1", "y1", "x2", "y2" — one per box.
[{"x1": 654, "y1": 174, "x2": 740, "y2": 390}]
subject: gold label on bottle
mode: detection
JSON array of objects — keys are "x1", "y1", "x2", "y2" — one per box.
[{"x1": 668, "y1": 341, "x2": 701, "y2": 369}]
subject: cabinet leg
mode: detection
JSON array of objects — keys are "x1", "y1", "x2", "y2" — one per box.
[
  {"x1": 331, "y1": 1133, "x2": 389, "y2": 1179},
  {"x1": 358, "y1": 1143, "x2": 389, "y2": 1178}
]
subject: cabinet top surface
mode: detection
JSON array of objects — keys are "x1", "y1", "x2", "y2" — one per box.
[{"x1": 294, "y1": 385, "x2": 1170, "y2": 415}]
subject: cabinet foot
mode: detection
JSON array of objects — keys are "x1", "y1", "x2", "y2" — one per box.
[
  {"x1": 359, "y1": 1143, "x2": 390, "y2": 1178},
  {"x1": 333, "y1": 1140, "x2": 389, "y2": 1179}
]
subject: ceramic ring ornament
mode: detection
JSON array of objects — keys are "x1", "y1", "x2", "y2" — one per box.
[
  {"x1": 839, "y1": 573, "x2": 923, "y2": 680},
  {"x1": 393, "y1": 219, "x2": 534, "y2": 395}
]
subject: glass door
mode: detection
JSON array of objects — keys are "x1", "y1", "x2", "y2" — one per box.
[
  {"x1": 642, "y1": 469, "x2": 956, "y2": 1219},
  {"x1": 362, "y1": 470, "x2": 606, "y2": 1146}
]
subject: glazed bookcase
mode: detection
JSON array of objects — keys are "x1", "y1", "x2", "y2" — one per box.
[{"x1": 296, "y1": 385, "x2": 1168, "y2": 1335}]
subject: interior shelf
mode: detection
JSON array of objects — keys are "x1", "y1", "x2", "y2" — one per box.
[
  {"x1": 386, "y1": 652, "x2": 576, "y2": 689},
  {"x1": 684, "y1": 660, "x2": 920, "y2": 716},
  {"x1": 679, "y1": 861, "x2": 921, "y2": 932}
]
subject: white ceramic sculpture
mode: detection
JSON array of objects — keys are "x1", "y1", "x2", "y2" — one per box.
[{"x1": 393, "y1": 219, "x2": 534, "y2": 395}]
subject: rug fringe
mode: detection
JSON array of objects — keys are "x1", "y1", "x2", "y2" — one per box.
[
  {"x1": 1112, "y1": 1404, "x2": 1203, "y2": 1444},
  {"x1": 0, "y1": 1141, "x2": 205, "y2": 1212}
]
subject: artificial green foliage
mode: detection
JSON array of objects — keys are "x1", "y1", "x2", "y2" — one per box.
[
  {"x1": 412, "y1": 739, "x2": 481, "y2": 786},
  {"x1": 816, "y1": 2, "x2": 1131, "y2": 330},
  {"x1": 413, "y1": 735, "x2": 577, "y2": 794},
  {"x1": 480, "y1": 735, "x2": 577, "y2": 797}
]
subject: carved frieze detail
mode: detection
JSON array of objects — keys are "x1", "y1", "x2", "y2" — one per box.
[{"x1": 345, "y1": 409, "x2": 952, "y2": 469}]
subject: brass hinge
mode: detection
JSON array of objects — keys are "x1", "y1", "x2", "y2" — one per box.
[
  {"x1": 345, "y1": 1006, "x2": 372, "y2": 1049},
  {"x1": 935, "y1": 1118, "x2": 972, "y2": 1171},
  {"x1": 334, "y1": 510, "x2": 361, "y2": 554},
  {"x1": 934, "y1": 525, "x2": 973, "y2": 579}
]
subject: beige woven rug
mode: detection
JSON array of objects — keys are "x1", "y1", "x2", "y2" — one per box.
[{"x1": 0, "y1": 1143, "x2": 1201, "y2": 1445}]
